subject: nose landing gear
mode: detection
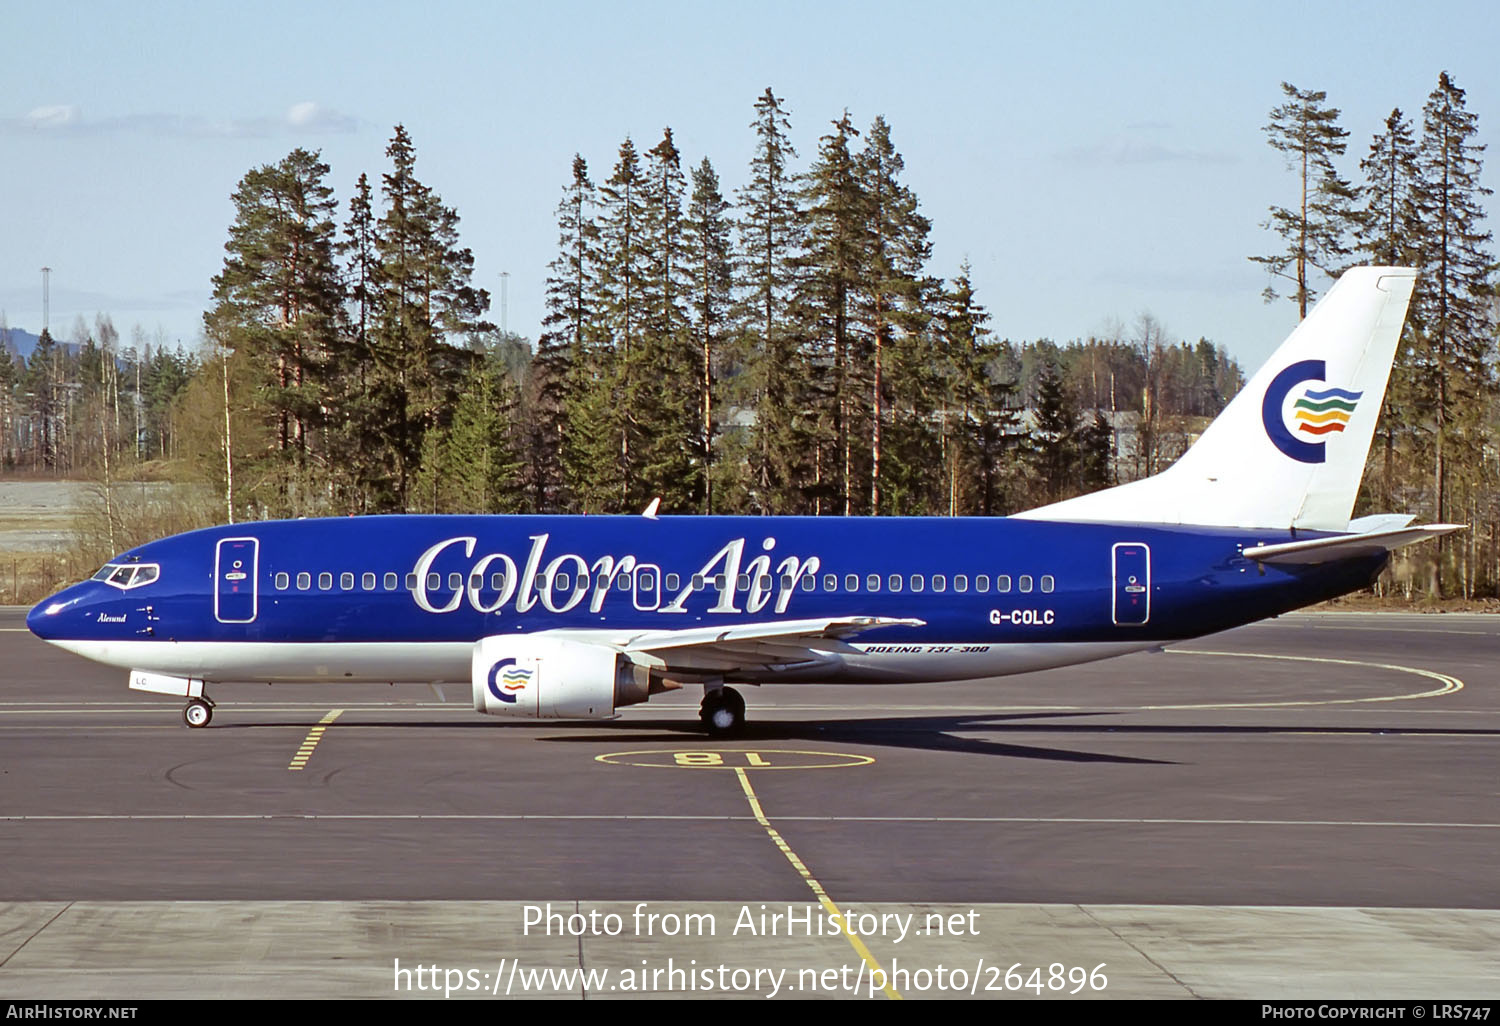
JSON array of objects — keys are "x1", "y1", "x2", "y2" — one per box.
[{"x1": 183, "y1": 697, "x2": 215, "y2": 728}]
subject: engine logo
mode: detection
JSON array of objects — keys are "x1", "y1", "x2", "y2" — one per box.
[{"x1": 486, "y1": 658, "x2": 532, "y2": 703}]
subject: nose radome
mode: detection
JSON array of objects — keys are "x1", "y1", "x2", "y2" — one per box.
[{"x1": 26, "y1": 587, "x2": 84, "y2": 640}]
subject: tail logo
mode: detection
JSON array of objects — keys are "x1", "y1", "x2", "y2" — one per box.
[
  {"x1": 486, "y1": 658, "x2": 532, "y2": 703},
  {"x1": 1261, "y1": 360, "x2": 1362, "y2": 464}
]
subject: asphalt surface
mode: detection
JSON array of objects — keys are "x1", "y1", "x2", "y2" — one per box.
[{"x1": 2, "y1": 607, "x2": 1498, "y2": 998}]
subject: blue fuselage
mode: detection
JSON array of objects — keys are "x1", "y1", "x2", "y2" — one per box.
[{"x1": 29, "y1": 514, "x2": 1383, "y2": 681}]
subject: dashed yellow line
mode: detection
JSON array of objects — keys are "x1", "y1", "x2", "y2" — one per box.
[
  {"x1": 288, "y1": 709, "x2": 343, "y2": 771},
  {"x1": 733, "y1": 767, "x2": 901, "y2": 1001}
]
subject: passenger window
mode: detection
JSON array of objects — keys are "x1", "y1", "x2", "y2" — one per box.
[
  {"x1": 866, "y1": 573, "x2": 880, "y2": 592},
  {"x1": 1019, "y1": 575, "x2": 1033, "y2": 594},
  {"x1": 713, "y1": 575, "x2": 726, "y2": 590},
  {"x1": 384, "y1": 572, "x2": 398, "y2": 591},
  {"x1": 997, "y1": 575, "x2": 1012, "y2": 593},
  {"x1": 846, "y1": 574, "x2": 859, "y2": 592},
  {"x1": 824, "y1": 574, "x2": 837, "y2": 592},
  {"x1": 976, "y1": 574, "x2": 990, "y2": 593},
  {"x1": 801, "y1": 575, "x2": 815, "y2": 592},
  {"x1": 639, "y1": 572, "x2": 654, "y2": 590},
  {"x1": 932, "y1": 574, "x2": 946, "y2": 593},
  {"x1": 1041, "y1": 575, "x2": 1055, "y2": 593},
  {"x1": 691, "y1": 574, "x2": 704, "y2": 590},
  {"x1": 738, "y1": 574, "x2": 751, "y2": 590},
  {"x1": 491, "y1": 573, "x2": 506, "y2": 590},
  {"x1": 617, "y1": 574, "x2": 633, "y2": 590},
  {"x1": 888, "y1": 574, "x2": 902, "y2": 592},
  {"x1": 406, "y1": 573, "x2": 418, "y2": 590},
  {"x1": 910, "y1": 574, "x2": 924, "y2": 592},
  {"x1": 779, "y1": 575, "x2": 793, "y2": 590},
  {"x1": 318, "y1": 572, "x2": 333, "y2": 591},
  {"x1": 340, "y1": 572, "x2": 354, "y2": 591},
  {"x1": 426, "y1": 573, "x2": 440, "y2": 590},
  {"x1": 297, "y1": 572, "x2": 311, "y2": 590},
  {"x1": 448, "y1": 572, "x2": 462, "y2": 590},
  {"x1": 275, "y1": 572, "x2": 289, "y2": 590},
  {"x1": 362, "y1": 572, "x2": 376, "y2": 591},
  {"x1": 665, "y1": 574, "x2": 680, "y2": 591},
  {"x1": 556, "y1": 573, "x2": 572, "y2": 590},
  {"x1": 954, "y1": 574, "x2": 968, "y2": 593},
  {"x1": 756, "y1": 575, "x2": 771, "y2": 591}
]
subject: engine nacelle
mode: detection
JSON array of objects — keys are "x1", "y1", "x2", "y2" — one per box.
[{"x1": 471, "y1": 635, "x2": 651, "y2": 718}]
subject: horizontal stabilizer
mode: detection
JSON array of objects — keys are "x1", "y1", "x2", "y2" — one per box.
[{"x1": 1242, "y1": 524, "x2": 1465, "y2": 565}]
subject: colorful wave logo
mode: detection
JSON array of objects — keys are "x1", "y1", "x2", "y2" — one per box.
[
  {"x1": 1291, "y1": 386, "x2": 1363, "y2": 436},
  {"x1": 486, "y1": 658, "x2": 532, "y2": 703}
]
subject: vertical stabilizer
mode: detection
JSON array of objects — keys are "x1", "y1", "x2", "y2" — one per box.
[{"x1": 1015, "y1": 267, "x2": 1417, "y2": 531}]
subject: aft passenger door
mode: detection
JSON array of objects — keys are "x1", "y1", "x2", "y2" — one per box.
[
  {"x1": 215, "y1": 537, "x2": 259, "y2": 624},
  {"x1": 1112, "y1": 542, "x2": 1150, "y2": 626}
]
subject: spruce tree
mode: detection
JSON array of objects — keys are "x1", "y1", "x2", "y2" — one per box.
[
  {"x1": 370, "y1": 125, "x2": 490, "y2": 510},
  {"x1": 856, "y1": 116, "x2": 933, "y2": 513},
  {"x1": 1409, "y1": 72, "x2": 1495, "y2": 589},
  {"x1": 595, "y1": 137, "x2": 648, "y2": 506},
  {"x1": 1357, "y1": 109, "x2": 1423, "y2": 515},
  {"x1": 683, "y1": 157, "x2": 734, "y2": 512},
  {"x1": 536, "y1": 155, "x2": 601, "y2": 512},
  {"x1": 634, "y1": 128, "x2": 700, "y2": 509},
  {"x1": 798, "y1": 111, "x2": 869, "y2": 513},
  {"x1": 734, "y1": 87, "x2": 807, "y2": 514}
]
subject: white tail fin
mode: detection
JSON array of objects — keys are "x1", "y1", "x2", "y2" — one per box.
[{"x1": 1016, "y1": 267, "x2": 1417, "y2": 531}]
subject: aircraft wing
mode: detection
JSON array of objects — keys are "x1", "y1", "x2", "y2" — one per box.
[
  {"x1": 540, "y1": 616, "x2": 924, "y2": 678},
  {"x1": 1242, "y1": 523, "x2": 1466, "y2": 565}
]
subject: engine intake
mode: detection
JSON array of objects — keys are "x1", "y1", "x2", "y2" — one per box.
[{"x1": 471, "y1": 635, "x2": 652, "y2": 718}]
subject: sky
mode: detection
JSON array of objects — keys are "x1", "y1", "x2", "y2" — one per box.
[{"x1": 0, "y1": 0, "x2": 1495, "y2": 371}]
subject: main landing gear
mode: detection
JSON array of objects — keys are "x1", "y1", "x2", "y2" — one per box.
[
  {"x1": 183, "y1": 697, "x2": 215, "y2": 728},
  {"x1": 699, "y1": 686, "x2": 746, "y2": 737}
]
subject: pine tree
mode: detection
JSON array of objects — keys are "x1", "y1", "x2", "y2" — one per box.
[
  {"x1": 1251, "y1": 82, "x2": 1360, "y2": 318},
  {"x1": 202, "y1": 148, "x2": 343, "y2": 514}
]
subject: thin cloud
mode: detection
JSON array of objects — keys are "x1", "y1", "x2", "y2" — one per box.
[
  {"x1": 285, "y1": 101, "x2": 358, "y2": 134},
  {"x1": 1059, "y1": 129, "x2": 1236, "y2": 166},
  {"x1": 1, "y1": 103, "x2": 359, "y2": 139}
]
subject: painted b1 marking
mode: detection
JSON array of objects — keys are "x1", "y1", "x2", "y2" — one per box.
[
  {"x1": 596, "y1": 749, "x2": 874, "y2": 770},
  {"x1": 676, "y1": 751, "x2": 772, "y2": 767}
]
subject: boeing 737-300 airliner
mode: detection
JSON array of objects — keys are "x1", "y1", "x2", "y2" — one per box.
[{"x1": 27, "y1": 267, "x2": 1460, "y2": 734}]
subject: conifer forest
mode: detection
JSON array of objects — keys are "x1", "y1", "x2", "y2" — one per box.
[{"x1": 1, "y1": 77, "x2": 1494, "y2": 600}]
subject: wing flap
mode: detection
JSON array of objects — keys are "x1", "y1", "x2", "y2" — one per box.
[{"x1": 619, "y1": 615, "x2": 924, "y2": 653}]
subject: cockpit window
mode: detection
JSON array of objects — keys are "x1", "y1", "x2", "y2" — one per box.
[{"x1": 96, "y1": 562, "x2": 162, "y2": 590}]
